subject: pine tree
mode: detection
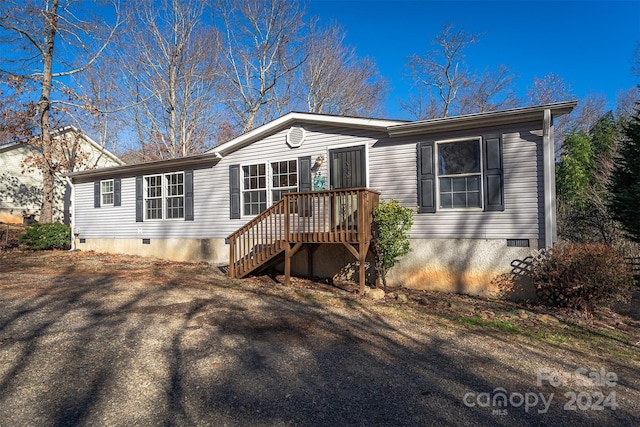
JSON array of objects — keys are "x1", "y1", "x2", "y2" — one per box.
[{"x1": 610, "y1": 103, "x2": 640, "y2": 242}]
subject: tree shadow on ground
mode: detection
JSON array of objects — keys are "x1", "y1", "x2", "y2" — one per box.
[{"x1": 0, "y1": 252, "x2": 638, "y2": 426}]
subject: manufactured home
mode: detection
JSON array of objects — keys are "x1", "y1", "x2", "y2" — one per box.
[{"x1": 68, "y1": 102, "x2": 576, "y2": 296}]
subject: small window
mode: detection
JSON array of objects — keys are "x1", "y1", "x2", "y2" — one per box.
[
  {"x1": 437, "y1": 139, "x2": 482, "y2": 209},
  {"x1": 101, "y1": 179, "x2": 114, "y2": 206}
]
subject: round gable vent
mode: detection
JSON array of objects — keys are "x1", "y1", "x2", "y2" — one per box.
[{"x1": 286, "y1": 126, "x2": 306, "y2": 148}]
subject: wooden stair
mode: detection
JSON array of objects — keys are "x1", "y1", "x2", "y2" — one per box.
[{"x1": 227, "y1": 188, "x2": 380, "y2": 293}]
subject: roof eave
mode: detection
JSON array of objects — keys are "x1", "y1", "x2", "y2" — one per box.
[
  {"x1": 211, "y1": 112, "x2": 407, "y2": 156},
  {"x1": 387, "y1": 101, "x2": 578, "y2": 137},
  {"x1": 67, "y1": 153, "x2": 220, "y2": 181}
]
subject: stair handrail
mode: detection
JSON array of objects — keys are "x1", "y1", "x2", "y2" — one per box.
[
  {"x1": 226, "y1": 198, "x2": 286, "y2": 242},
  {"x1": 227, "y1": 188, "x2": 381, "y2": 279},
  {"x1": 227, "y1": 198, "x2": 287, "y2": 278}
]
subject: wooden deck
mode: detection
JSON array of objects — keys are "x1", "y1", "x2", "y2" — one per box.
[{"x1": 227, "y1": 188, "x2": 380, "y2": 293}]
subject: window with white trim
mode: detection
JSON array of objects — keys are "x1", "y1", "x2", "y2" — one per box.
[
  {"x1": 242, "y1": 164, "x2": 267, "y2": 215},
  {"x1": 166, "y1": 173, "x2": 184, "y2": 219},
  {"x1": 241, "y1": 160, "x2": 299, "y2": 216},
  {"x1": 271, "y1": 160, "x2": 297, "y2": 202},
  {"x1": 437, "y1": 139, "x2": 482, "y2": 209},
  {"x1": 100, "y1": 179, "x2": 114, "y2": 205},
  {"x1": 144, "y1": 172, "x2": 185, "y2": 220}
]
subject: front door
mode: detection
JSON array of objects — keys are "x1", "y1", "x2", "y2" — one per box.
[
  {"x1": 329, "y1": 146, "x2": 366, "y2": 230},
  {"x1": 329, "y1": 145, "x2": 366, "y2": 189}
]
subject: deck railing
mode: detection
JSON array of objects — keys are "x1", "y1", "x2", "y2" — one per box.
[{"x1": 228, "y1": 188, "x2": 380, "y2": 279}]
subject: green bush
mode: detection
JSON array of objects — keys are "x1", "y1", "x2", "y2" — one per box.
[
  {"x1": 531, "y1": 243, "x2": 634, "y2": 312},
  {"x1": 19, "y1": 222, "x2": 71, "y2": 250},
  {"x1": 372, "y1": 199, "x2": 414, "y2": 290}
]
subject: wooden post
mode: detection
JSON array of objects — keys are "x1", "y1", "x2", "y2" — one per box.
[
  {"x1": 229, "y1": 236, "x2": 235, "y2": 278},
  {"x1": 359, "y1": 242, "x2": 370, "y2": 295},
  {"x1": 284, "y1": 193, "x2": 290, "y2": 241},
  {"x1": 284, "y1": 243, "x2": 291, "y2": 286}
]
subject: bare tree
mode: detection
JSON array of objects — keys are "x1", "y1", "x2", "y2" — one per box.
[
  {"x1": 400, "y1": 92, "x2": 439, "y2": 121},
  {"x1": 215, "y1": 0, "x2": 308, "y2": 133},
  {"x1": 527, "y1": 73, "x2": 611, "y2": 163},
  {"x1": 71, "y1": 56, "x2": 127, "y2": 155},
  {"x1": 615, "y1": 86, "x2": 640, "y2": 122},
  {"x1": 457, "y1": 65, "x2": 519, "y2": 114},
  {"x1": 298, "y1": 22, "x2": 387, "y2": 117},
  {"x1": 570, "y1": 93, "x2": 607, "y2": 134},
  {"x1": 121, "y1": 0, "x2": 220, "y2": 159},
  {"x1": 526, "y1": 73, "x2": 576, "y2": 157},
  {"x1": 404, "y1": 24, "x2": 478, "y2": 119},
  {"x1": 0, "y1": 75, "x2": 36, "y2": 144},
  {"x1": 0, "y1": 0, "x2": 122, "y2": 222},
  {"x1": 526, "y1": 72, "x2": 573, "y2": 106}
]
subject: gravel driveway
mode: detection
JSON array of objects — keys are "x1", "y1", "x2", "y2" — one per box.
[{"x1": 0, "y1": 251, "x2": 638, "y2": 426}]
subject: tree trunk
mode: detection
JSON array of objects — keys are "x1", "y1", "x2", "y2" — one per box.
[{"x1": 38, "y1": 0, "x2": 59, "y2": 223}]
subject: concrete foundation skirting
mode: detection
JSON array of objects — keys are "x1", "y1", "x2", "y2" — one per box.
[
  {"x1": 75, "y1": 237, "x2": 228, "y2": 264},
  {"x1": 386, "y1": 238, "x2": 539, "y2": 298},
  {"x1": 77, "y1": 237, "x2": 539, "y2": 299},
  {"x1": 287, "y1": 238, "x2": 539, "y2": 299}
]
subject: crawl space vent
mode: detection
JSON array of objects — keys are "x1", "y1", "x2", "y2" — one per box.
[
  {"x1": 286, "y1": 126, "x2": 306, "y2": 148},
  {"x1": 507, "y1": 239, "x2": 530, "y2": 247}
]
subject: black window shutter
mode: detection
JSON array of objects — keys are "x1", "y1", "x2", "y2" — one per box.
[
  {"x1": 298, "y1": 156, "x2": 312, "y2": 217},
  {"x1": 483, "y1": 134, "x2": 504, "y2": 211},
  {"x1": 94, "y1": 181, "x2": 101, "y2": 208},
  {"x1": 185, "y1": 170, "x2": 194, "y2": 221},
  {"x1": 229, "y1": 164, "x2": 241, "y2": 219},
  {"x1": 135, "y1": 176, "x2": 143, "y2": 222},
  {"x1": 298, "y1": 156, "x2": 312, "y2": 191},
  {"x1": 417, "y1": 141, "x2": 436, "y2": 213},
  {"x1": 114, "y1": 178, "x2": 121, "y2": 207}
]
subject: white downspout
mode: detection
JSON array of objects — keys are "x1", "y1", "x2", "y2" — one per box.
[{"x1": 542, "y1": 109, "x2": 556, "y2": 248}]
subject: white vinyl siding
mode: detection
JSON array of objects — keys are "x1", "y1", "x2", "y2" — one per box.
[
  {"x1": 72, "y1": 120, "x2": 547, "y2": 244},
  {"x1": 370, "y1": 122, "x2": 545, "y2": 240}
]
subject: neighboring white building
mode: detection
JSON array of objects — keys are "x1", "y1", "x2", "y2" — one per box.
[
  {"x1": 68, "y1": 102, "x2": 576, "y2": 296},
  {"x1": 0, "y1": 126, "x2": 123, "y2": 224}
]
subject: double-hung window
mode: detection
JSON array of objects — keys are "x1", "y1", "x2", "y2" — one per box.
[
  {"x1": 418, "y1": 135, "x2": 502, "y2": 213},
  {"x1": 241, "y1": 160, "x2": 299, "y2": 216},
  {"x1": 242, "y1": 164, "x2": 267, "y2": 216},
  {"x1": 144, "y1": 172, "x2": 184, "y2": 220},
  {"x1": 437, "y1": 139, "x2": 482, "y2": 209},
  {"x1": 271, "y1": 160, "x2": 298, "y2": 202},
  {"x1": 100, "y1": 179, "x2": 114, "y2": 206},
  {"x1": 145, "y1": 175, "x2": 163, "y2": 219},
  {"x1": 165, "y1": 173, "x2": 184, "y2": 219}
]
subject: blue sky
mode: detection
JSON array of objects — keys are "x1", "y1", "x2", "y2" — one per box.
[{"x1": 308, "y1": 0, "x2": 640, "y2": 119}]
